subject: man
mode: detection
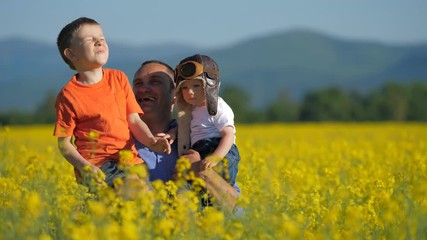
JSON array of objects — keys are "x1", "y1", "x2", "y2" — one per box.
[
  {"x1": 133, "y1": 60, "x2": 178, "y2": 182},
  {"x1": 132, "y1": 60, "x2": 241, "y2": 215}
]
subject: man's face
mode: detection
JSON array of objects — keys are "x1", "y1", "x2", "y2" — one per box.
[{"x1": 133, "y1": 63, "x2": 174, "y2": 115}]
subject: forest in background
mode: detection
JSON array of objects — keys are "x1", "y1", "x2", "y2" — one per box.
[{"x1": 1, "y1": 81, "x2": 426, "y2": 125}]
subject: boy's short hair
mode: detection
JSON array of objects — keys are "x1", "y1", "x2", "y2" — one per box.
[{"x1": 57, "y1": 17, "x2": 100, "y2": 70}]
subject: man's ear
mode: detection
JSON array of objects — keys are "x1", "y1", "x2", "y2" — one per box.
[{"x1": 64, "y1": 48, "x2": 77, "y2": 61}]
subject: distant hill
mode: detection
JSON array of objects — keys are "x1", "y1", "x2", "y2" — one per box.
[
  {"x1": 207, "y1": 30, "x2": 427, "y2": 106},
  {"x1": 1, "y1": 30, "x2": 426, "y2": 111}
]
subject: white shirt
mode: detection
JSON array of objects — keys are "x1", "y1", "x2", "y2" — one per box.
[{"x1": 190, "y1": 97, "x2": 235, "y2": 146}]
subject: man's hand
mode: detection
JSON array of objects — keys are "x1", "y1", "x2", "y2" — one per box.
[
  {"x1": 182, "y1": 149, "x2": 202, "y2": 164},
  {"x1": 149, "y1": 137, "x2": 171, "y2": 154}
]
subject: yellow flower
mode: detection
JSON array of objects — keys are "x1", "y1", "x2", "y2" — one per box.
[
  {"x1": 1, "y1": 123, "x2": 427, "y2": 239},
  {"x1": 87, "y1": 200, "x2": 107, "y2": 219},
  {"x1": 281, "y1": 220, "x2": 301, "y2": 239},
  {"x1": 127, "y1": 164, "x2": 148, "y2": 179},
  {"x1": 156, "y1": 218, "x2": 175, "y2": 238},
  {"x1": 25, "y1": 192, "x2": 42, "y2": 218},
  {"x1": 119, "y1": 150, "x2": 134, "y2": 167},
  {"x1": 175, "y1": 157, "x2": 192, "y2": 179},
  {"x1": 88, "y1": 130, "x2": 100, "y2": 140}
]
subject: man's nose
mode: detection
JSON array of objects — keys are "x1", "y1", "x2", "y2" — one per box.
[
  {"x1": 140, "y1": 84, "x2": 152, "y2": 92},
  {"x1": 133, "y1": 85, "x2": 146, "y2": 93}
]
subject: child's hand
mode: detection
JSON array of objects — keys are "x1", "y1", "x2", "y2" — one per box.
[
  {"x1": 81, "y1": 164, "x2": 106, "y2": 187},
  {"x1": 156, "y1": 128, "x2": 176, "y2": 145},
  {"x1": 149, "y1": 137, "x2": 171, "y2": 154},
  {"x1": 201, "y1": 155, "x2": 222, "y2": 171}
]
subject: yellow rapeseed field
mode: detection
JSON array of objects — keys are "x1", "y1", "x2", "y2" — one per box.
[{"x1": 1, "y1": 123, "x2": 426, "y2": 239}]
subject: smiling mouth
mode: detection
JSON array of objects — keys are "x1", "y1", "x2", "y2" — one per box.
[{"x1": 138, "y1": 97, "x2": 156, "y2": 103}]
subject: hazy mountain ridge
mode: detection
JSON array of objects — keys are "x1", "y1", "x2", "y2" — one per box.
[{"x1": 1, "y1": 30, "x2": 426, "y2": 111}]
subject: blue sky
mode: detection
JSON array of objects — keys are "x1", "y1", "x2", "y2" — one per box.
[{"x1": 1, "y1": 0, "x2": 426, "y2": 48}]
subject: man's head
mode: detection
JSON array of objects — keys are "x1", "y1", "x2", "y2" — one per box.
[
  {"x1": 133, "y1": 60, "x2": 175, "y2": 117},
  {"x1": 57, "y1": 17, "x2": 108, "y2": 70},
  {"x1": 174, "y1": 54, "x2": 220, "y2": 116}
]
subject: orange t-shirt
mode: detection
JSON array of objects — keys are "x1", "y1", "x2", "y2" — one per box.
[{"x1": 54, "y1": 68, "x2": 144, "y2": 167}]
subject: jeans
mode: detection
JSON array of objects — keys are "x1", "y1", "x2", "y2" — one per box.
[
  {"x1": 99, "y1": 161, "x2": 126, "y2": 188},
  {"x1": 99, "y1": 161, "x2": 152, "y2": 190},
  {"x1": 192, "y1": 137, "x2": 240, "y2": 186}
]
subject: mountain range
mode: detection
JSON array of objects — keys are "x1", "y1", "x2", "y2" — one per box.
[{"x1": 1, "y1": 29, "x2": 426, "y2": 111}]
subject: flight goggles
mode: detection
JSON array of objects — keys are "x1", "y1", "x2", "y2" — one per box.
[{"x1": 175, "y1": 61, "x2": 218, "y2": 81}]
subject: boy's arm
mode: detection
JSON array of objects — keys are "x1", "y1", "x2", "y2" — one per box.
[
  {"x1": 57, "y1": 136, "x2": 100, "y2": 173},
  {"x1": 201, "y1": 126, "x2": 235, "y2": 170},
  {"x1": 128, "y1": 113, "x2": 171, "y2": 154}
]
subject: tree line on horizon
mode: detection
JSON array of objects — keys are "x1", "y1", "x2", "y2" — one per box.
[
  {"x1": 223, "y1": 81, "x2": 427, "y2": 123},
  {"x1": 0, "y1": 81, "x2": 426, "y2": 126}
]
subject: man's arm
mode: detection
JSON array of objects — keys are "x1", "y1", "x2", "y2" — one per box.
[
  {"x1": 128, "y1": 113, "x2": 171, "y2": 154},
  {"x1": 182, "y1": 149, "x2": 238, "y2": 214}
]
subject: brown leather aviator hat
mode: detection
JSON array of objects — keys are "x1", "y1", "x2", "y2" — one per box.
[
  {"x1": 174, "y1": 54, "x2": 221, "y2": 155},
  {"x1": 174, "y1": 54, "x2": 220, "y2": 116}
]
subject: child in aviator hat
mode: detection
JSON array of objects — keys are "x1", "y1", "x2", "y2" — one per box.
[{"x1": 174, "y1": 54, "x2": 241, "y2": 190}]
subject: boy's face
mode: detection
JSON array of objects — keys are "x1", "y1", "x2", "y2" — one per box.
[
  {"x1": 181, "y1": 79, "x2": 206, "y2": 107},
  {"x1": 66, "y1": 24, "x2": 109, "y2": 70}
]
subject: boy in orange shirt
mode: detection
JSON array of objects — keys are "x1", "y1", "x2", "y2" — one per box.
[{"x1": 54, "y1": 17, "x2": 170, "y2": 187}]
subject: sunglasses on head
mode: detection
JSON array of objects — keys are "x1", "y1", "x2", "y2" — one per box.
[{"x1": 175, "y1": 61, "x2": 218, "y2": 81}]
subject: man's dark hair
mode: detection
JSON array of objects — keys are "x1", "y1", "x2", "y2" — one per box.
[{"x1": 139, "y1": 60, "x2": 175, "y2": 90}]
